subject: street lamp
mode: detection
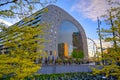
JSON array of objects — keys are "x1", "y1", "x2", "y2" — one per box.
[{"x1": 97, "y1": 17, "x2": 104, "y2": 65}]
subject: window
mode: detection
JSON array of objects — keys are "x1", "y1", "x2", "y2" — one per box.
[
  {"x1": 58, "y1": 20, "x2": 79, "y2": 54},
  {"x1": 50, "y1": 29, "x2": 53, "y2": 32},
  {"x1": 55, "y1": 9, "x2": 57, "y2": 12},
  {"x1": 35, "y1": 15, "x2": 41, "y2": 19},
  {"x1": 59, "y1": 12, "x2": 61, "y2": 15},
  {"x1": 18, "y1": 21, "x2": 24, "y2": 26},
  {"x1": 50, "y1": 51, "x2": 52, "y2": 55},
  {"x1": 55, "y1": 31, "x2": 56, "y2": 34},
  {"x1": 51, "y1": 25, "x2": 54, "y2": 28}
]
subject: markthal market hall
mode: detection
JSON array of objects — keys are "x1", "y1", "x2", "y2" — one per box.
[{"x1": 0, "y1": 5, "x2": 88, "y2": 61}]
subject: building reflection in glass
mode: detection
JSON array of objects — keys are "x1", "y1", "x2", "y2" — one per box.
[{"x1": 58, "y1": 20, "x2": 82, "y2": 58}]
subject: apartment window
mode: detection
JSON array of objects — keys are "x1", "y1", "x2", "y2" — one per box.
[
  {"x1": 50, "y1": 51, "x2": 52, "y2": 55},
  {"x1": 49, "y1": 35, "x2": 52, "y2": 38},
  {"x1": 59, "y1": 12, "x2": 61, "y2": 15},
  {"x1": 51, "y1": 25, "x2": 54, "y2": 28},
  {"x1": 50, "y1": 29, "x2": 53, "y2": 32},
  {"x1": 18, "y1": 21, "x2": 24, "y2": 26},
  {"x1": 55, "y1": 9, "x2": 57, "y2": 12},
  {"x1": 33, "y1": 21, "x2": 38, "y2": 25},
  {"x1": 35, "y1": 15, "x2": 41, "y2": 19}
]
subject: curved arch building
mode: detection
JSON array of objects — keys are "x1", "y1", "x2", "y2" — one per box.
[
  {"x1": 0, "y1": 5, "x2": 88, "y2": 60},
  {"x1": 41, "y1": 5, "x2": 88, "y2": 59}
]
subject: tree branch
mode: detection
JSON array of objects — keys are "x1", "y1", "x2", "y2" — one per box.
[{"x1": 0, "y1": 0, "x2": 17, "y2": 6}]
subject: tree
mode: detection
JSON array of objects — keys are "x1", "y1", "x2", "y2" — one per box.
[
  {"x1": 0, "y1": 0, "x2": 56, "y2": 79},
  {"x1": 93, "y1": 0, "x2": 120, "y2": 79},
  {"x1": 0, "y1": 0, "x2": 56, "y2": 18},
  {"x1": 71, "y1": 50, "x2": 84, "y2": 59},
  {"x1": 100, "y1": 0, "x2": 120, "y2": 50},
  {"x1": 0, "y1": 21, "x2": 48, "y2": 79}
]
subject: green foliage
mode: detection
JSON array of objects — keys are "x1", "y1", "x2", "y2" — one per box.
[
  {"x1": 0, "y1": 0, "x2": 56, "y2": 79},
  {"x1": 100, "y1": 0, "x2": 120, "y2": 47},
  {"x1": 26, "y1": 72, "x2": 116, "y2": 80},
  {"x1": 71, "y1": 50, "x2": 84, "y2": 58},
  {"x1": 93, "y1": 0, "x2": 120, "y2": 79},
  {"x1": 0, "y1": 0, "x2": 56, "y2": 18},
  {"x1": 93, "y1": 50, "x2": 120, "y2": 78},
  {"x1": 0, "y1": 71, "x2": 118, "y2": 80},
  {"x1": 0, "y1": 23, "x2": 47, "y2": 79},
  {"x1": 0, "y1": 54, "x2": 41, "y2": 79}
]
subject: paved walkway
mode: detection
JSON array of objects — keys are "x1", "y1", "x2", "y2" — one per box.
[{"x1": 38, "y1": 64, "x2": 96, "y2": 74}]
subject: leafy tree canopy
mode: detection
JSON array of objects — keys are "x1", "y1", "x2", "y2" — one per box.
[
  {"x1": 0, "y1": 0, "x2": 56, "y2": 79},
  {"x1": 71, "y1": 50, "x2": 84, "y2": 59},
  {"x1": 0, "y1": 22, "x2": 48, "y2": 79},
  {"x1": 93, "y1": 0, "x2": 120, "y2": 79}
]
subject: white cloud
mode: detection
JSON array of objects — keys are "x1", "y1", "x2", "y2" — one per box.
[
  {"x1": 0, "y1": 19, "x2": 12, "y2": 26},
  {"x1": 93, "y1": 39, "x2": 112, "y2": 48},
  {"x1": 71, "y1": 0, "x2": 120, "y2": 21}
]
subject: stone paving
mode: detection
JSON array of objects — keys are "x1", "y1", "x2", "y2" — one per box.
[{"x1": 38, "y1": 64, "x2": 95, "y2": 74}]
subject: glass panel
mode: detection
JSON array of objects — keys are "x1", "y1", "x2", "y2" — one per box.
[{"x1": 58, "y1": 21, "x2": 82, "y2": 57}]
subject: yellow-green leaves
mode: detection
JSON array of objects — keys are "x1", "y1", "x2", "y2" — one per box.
[
  {"x1": 0, "y1": 22, "x2": 47, "y2": 79},
  {"x1": 93, "y1": 0, "x2": 120, "y2": 78}
]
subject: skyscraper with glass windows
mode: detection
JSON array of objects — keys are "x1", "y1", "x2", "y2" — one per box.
[{"x1": 72, "y1": 32, "x2": 83, "y2": 52}]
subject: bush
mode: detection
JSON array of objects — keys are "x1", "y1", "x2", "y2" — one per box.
[{"x1": 1, "y1": 72, "x2": 117, "y2": 80}]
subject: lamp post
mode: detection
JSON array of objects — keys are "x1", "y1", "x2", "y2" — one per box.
[{"x1": 97, "y1": 17, "x2": 104, "y2": 65}]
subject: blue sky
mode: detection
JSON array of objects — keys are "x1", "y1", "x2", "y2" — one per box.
[{"x1": 1, "y1": 0, "x2": 119, "y2": 40}]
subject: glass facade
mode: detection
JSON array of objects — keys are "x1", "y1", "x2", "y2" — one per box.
[{"x1": 58, "y1": 20, "x2": 80, "y2": 56}]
